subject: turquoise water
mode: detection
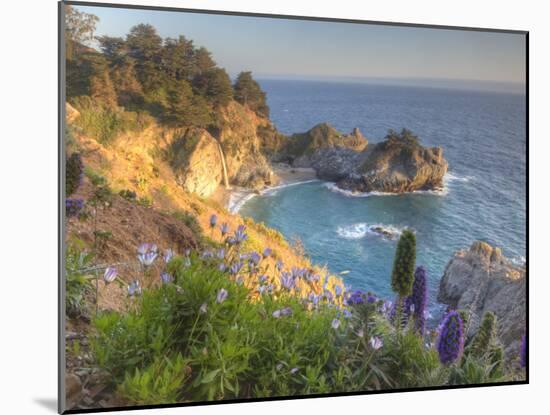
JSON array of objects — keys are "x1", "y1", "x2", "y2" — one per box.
[{"x1": 240, "y1": 80, "x2": 526, "y2": 315}]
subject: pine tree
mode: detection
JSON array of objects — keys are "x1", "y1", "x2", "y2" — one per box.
[{"x1": 234, "y1": 71, "x2": 270, "y2": 117}]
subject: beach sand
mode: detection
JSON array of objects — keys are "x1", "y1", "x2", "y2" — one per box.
[{"x1": 209, "y1": 164, "x2": 318, "y2": 213}]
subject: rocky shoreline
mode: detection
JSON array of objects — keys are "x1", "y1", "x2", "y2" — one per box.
[{"x1": 438, "y1": 241, "x2": 526, "y2": 359}]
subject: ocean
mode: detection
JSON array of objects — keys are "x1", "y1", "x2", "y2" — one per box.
[{"x1": 239, "y1": 79, "x2": 526, "y2": 317}]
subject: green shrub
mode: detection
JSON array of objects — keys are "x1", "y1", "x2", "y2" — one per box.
[
  {"x1": 84, "y1": 166, "x2": 107, "y2": 186},
  {"x1": 65, "y1": 242, "x2": 95, "y2": 317},
  {"x1": 66, "y1": 153, "x2": 83, "y2": 196},
  {"x1": 119, "y1": 354, "x2": 190, "y2": 405},
  {"x1": 72, "y1": 96, "x2": 151, "y2": 144},
  {"x1": 119, "y1": 189, "x2": 137, "y2": 201}
]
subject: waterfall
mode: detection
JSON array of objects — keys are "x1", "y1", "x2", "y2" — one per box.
[{"x1": 217, "y1": 142, "x2": 231, "y2": 189}]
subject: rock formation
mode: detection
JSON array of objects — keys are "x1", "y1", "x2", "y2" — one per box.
[
  {"x1": 273, "y1": 125, "x2": 447, "y2": 194},
  {"x1": 438, "y1": 241, "x2": 526, "y2": 358}
]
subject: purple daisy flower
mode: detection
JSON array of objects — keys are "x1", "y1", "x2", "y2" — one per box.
[
  {"x1": 216, "y1": 288, "x2": 228, "y2": 304},
  {"x1": 103, "y1": 266, "x2": 117, "y2": 284}
]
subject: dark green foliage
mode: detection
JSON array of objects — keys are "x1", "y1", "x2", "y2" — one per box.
[
  {"x1": 118, "y1": 354, "x2": 190, "y2": 404},
  {"x1": 64, "y1": 5, "x2": 98, "y2": 60},
  {"x1": 126, "y1": 24, "x2": 164, "y2": 92},
  {"x1": 391, "y1": 230, "x2": 416, "y2": 297},
  {"x1": 66, "y1": 152, "x2": 83, "y2": 196},
  {"x1": 192, "y1": 68, "x2": 233, "y2": 107},
  {"x1": 448, "y1": 353, "x2": 506, "y2": 385},
  {"x1": 468, "y1": 311, "x2": 497, "y2": 358},
  {"x1": 164, "y1": 80, "x2": 212, "y2": 127},
  {"x1": 65, "y1": 243, "x2": 95, "y2": 317},
  {"x1": 119, "y1": 189, "x2": 137, "y2": 201},
  {"x1": 234, "y1": 71, "x2": 270, "y2": 117},
  {"x1": 162, "y1": 36, "x2": 196, "y2": 81}
]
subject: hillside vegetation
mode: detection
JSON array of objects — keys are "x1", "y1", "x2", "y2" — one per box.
[{"x1": 63, "y1": 5, "x2": 525, "y2": 411}]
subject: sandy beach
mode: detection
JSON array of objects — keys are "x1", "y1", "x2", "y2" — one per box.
[{"x1": 209, "y1": 164, "x2": 318, "y2": 214}]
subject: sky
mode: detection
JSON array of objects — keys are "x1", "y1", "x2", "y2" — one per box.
[{"x1": 74, "y1": 4, "x2": 526, "y2": 91}]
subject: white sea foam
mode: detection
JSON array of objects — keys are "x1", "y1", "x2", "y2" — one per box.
[
  {"x1": 324, "y1": 182, "x2": 448, "y2": 197},
  {"x1": 228, "y1": 191, "x2": 257, "y2": 214},
  {"x1": 260, "y1": 179, "x2": 320, "y2": 196},
  {"x1": 510, "y1": 255, "x2": 526, "y2": 266},
  {"x1": 336, "y1": 223, "x2": 406, "y2": 240},
  {"x1": 445, "y1": 172, "x2": 475, "y2": 184}
]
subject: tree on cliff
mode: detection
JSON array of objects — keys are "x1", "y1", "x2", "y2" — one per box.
[
  {"x1": 192, "y1": 68, "x2": 233, "y2": 107},
  {"x1": 64, "y1": 5, "x2": 98, "y2": 60},
  {"x1": 165, "y1": 80, "x2": 212, "y2": 128},
  {"x1": 233, "y1": 71, "x2": 270, "y2": 118},
  {"x1": 126, "y1": 24, "x2": 165, "y2": 92}
]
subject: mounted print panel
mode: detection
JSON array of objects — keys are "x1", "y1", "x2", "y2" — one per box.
[{"x1": 60, "y1": 1, "x2": 528, "y2": 413}]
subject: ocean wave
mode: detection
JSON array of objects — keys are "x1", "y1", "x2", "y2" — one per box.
[
  {"x1": 260, "y1": 179, "x2": 320, "y2": 196},
  {"x1": 445, "y1": 172, "x2": 475, "y2": 184},
  {"x1": 228, "y1": 191, "x2": 257, "y2": 213},
  {"x1": 336, "y1": 223, "x2": 406, "y2": 240},
  {"x1": 510, "y1": 255, "x2": 526, "y2": 266},
  {"x1": 324, "y1": 182, "x2": 448, "y2": 197}
]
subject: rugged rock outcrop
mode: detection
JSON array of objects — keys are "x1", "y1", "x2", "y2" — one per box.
[
  {"x1": 169, "y1": 101, "x2": 278, "y2": 196},
  {"x1": 287, "y1": 123, "x2": 368, "y2": 167},
  {"x1": 438, "y1": 241, "x2": 526, "y2": 358},
  {"x1": 336, "y1": 132, "x2": 448, "y2": 193},
  {"x1": 273, "y1": 125, "x2": 447, "y2": 194}
]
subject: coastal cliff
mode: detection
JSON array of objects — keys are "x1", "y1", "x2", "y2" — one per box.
[
  {"x1": 438, "y1": 241, "x2": 526, "y2": 358},
  {"x1": 268, "y1": 125, "x2": 448, "y2": 194}
]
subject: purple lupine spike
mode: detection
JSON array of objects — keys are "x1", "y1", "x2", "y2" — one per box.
[
  {"x1": 262, "y1": 247, "x2": 272, "y2": 258},
  {"x1": 436, "y1": 311, "x2": 465, "y2": 365},
  {"x1": 346, "y1": 290, "x2": 365, "y2": 305},
  {"x1": 411, "y1": 266, "x2": 428, "y2": 334}
]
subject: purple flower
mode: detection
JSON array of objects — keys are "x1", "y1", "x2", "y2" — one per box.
[
  {"x1": 280, "y1": 272, "x2": 294, "y2": 290},
  {"x1": 276, "y1": 260, "x2": 284, "y2": 272},
  {"x1": 324, "y1": 289, "x2": 334, "y2": 302},
  {"x1": 216, "y1": 248, "x2": 226, "y2": 260},
  {"x1": 346, "y1": 290, "x2": 365, "y2": 305},
  {"x1": 103, "y1": 266, "x2": 117, "y2": 284},
  {"x1": 216, "y1": 288, "x2": 228, "y2": 304},
  {"x1": 249, "y1": 251, "x2": 262, "y2": 266},
  {"x1": 331, "y1": 319, "x2": 341, "y2": 329},
  {"x1": 343, "y1": 309, "x2": 352, "y2": 319},
  {"x1": 209, "y1": 214, "x2": 217, "y2": 228},
  {"x1": 262, "y1": 248, "x2": 272, "y2": 258},
  {"x1": 65, "y1": 198, "x2": 84, "y2": 217},
  {"x1": 290, "y1": 367, "x2": 299, "y2": 375},
  {"x1": 164, "y1": 249, "x2": 175, "y2": 263},
  {"x1": 272, "y1": 309, "x2": 281, "y2": 318},
  {"x1": 127, "y1": 280, "x2": 142, "y2": 297},
  {"x1": 220, "y1": 222, "x2": 229, "y2": 236},
  {"x1": 218, "y1": 263, "x2": 227, "y2": 272},
  {"x1": 367, "y1": 294, "x2": 377, "y2": 304},
  {"x1": 334, "y1": 285, "x2": 343, "y2": 297},
  {"x1": 436, "y1": 311, "x2": 465, "y2": 365},
  {"x1": 233, "y1": 225, "x2": 248, "y2": 244},
  {"x1": 281, "y1": 307, "x2": 293, "y2": 317},
  {"x1": 230, "y1": 261, "x2": 243, "y2": 275},
  {"x1": 137, "y1": 243, "x2": 158, "y2": 267},
  {"x1": 369, "y1": 336, "x2": 383, "y2": 350},
  {"x1": 258, "y1": 275, "x2": 268, "y2": 284},
  {"x1": 411, "y1": 266, "x2": 428, "y2": 334},
  {"x1": 160, "y1": 272, "x2": 172, "y2": 284},
  {"x1": 520, "y1": 334, "x2": 527, "y2": 368}
]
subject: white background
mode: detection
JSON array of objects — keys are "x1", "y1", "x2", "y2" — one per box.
[{"x1": 0, "y1": 0, "x2": 545, "y2": 413}]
